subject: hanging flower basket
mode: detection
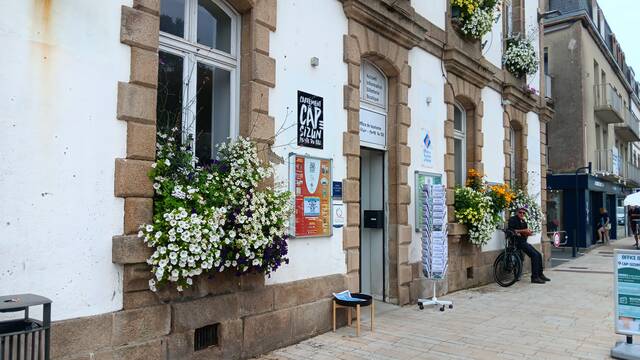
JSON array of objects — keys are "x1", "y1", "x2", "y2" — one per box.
[
  {"x1": 139, "y1": 129, "x2": 292, "y2": 292},
  {"x1": 508, "y1": 189, "x2": 544, "y2": 234},
  {"x1": 455, "y1": 169, "x2": 524, "y2": 246},
  {"x1": 503, "y1": 36, "x2": 539, "y2": 78},
  {"x1": 450, "y1": 0, "x2": 500, "y2": 40}
]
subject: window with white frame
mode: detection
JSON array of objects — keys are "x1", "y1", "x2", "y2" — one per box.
[
  {"x1": 158, "y1": 0, "x2": 240, "y2": 163},
  {"x1": 510, "y1": 125, "x2": 518, "y2": 183},
  {"x1": 504, "y1": 0, "x2": 513, "y2": 37},
  {"x1": 453, "y1": 103, "x2": 466, "y2": 186}
]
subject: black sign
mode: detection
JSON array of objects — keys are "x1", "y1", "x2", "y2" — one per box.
[
  {"x1": 297, "y1": 91, "x2": 324, "y2": 149},
  {"x1": 332, "y1": 181, "x2": 343, "y2": 200}
]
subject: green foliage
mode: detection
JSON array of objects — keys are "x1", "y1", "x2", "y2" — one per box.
[{"x1": 140, "y1": 129, "x2": 292, "y2": 292}]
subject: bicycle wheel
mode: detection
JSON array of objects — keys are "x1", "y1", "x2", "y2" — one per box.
[
  {"x1": 493, "y1": 252, "x2": 522, "y2": 287},
  {"x1": 515, "y1": 250, "x2": 524, "y2": 280}
]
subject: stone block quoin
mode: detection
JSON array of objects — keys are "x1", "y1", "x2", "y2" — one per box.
[{"x1": 114, "y1": 3, "x2": 160, "y2": 271}]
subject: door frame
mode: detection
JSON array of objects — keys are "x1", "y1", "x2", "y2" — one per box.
[{"x1": 359, "y1": 147, "x2": 389, "y2": 301}]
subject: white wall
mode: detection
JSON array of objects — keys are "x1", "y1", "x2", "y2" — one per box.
[
  {"x1": 483, "y1": 7, "x2": 503, "y2": 68},
  {"x1": 632, "y1": 100, "x2": 640, "y2": 120},
  {"x1": 525, "y1": 0, "x2": 541, "y2": 89},
  {"x1": 481, "y1": 88, "x2": 505, "y2": 184},
  {"x1": 0, "y1": 1, "x2": 130, "y2": 320},
  {"x1": 267, "y1": 0, "x2": 349, "y2": 284},
  {"x1": 406, "y1": 48, "x2": 446, "y2": 264},
  {"x1": 411, "y1": 0, "x2": 446, "y2": 30},
  {"x1": 480, "y1": 87, "x2": 506, "y2": 252},
  {"x1": 527, "y1": 112, "x2": 542, "y2": 245}
]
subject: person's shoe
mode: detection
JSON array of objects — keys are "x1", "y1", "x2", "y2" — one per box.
[
  {"x1": 531, "y1": 277, "x2": 545, "y2": 284},
  {"x1": 540, "y1": 274, "x2": 551, "y2": 282}
]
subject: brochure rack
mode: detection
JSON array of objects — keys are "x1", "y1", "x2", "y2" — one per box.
[{"x1": 417, "y1": 184, "x2": 452, "y2": 311}]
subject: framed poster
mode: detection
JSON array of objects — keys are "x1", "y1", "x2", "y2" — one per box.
[
  {"x1": 422, "y1": 130, "x2": 433, "y2": 167},
  {"x1": 614, "y1": 249, "x2": 640, "y2": 336},
  {"x1": 289, "y1": 154, "x2": 332, "y2": 237},
  {"x1": 297, "y1": 91, "x2": 324, "y2": 149},
  {"x1": 415, "y1": 171, "x2": 443, "y2": 232}
]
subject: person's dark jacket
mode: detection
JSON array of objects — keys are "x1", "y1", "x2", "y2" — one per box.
[
  {"x1": 508, "y1": 215, "x2": 529, "y2": 244},
  {"x1": 598, "y1": 212, "x2": 610, "y2": 228}
]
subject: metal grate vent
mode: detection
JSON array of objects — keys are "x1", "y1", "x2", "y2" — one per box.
[
  {"x1": 194, "y1": 323, "x2": 219, "y2": 351},
  {"x1": 466, "y1": 267, "x2": 474, "y2": 279}
]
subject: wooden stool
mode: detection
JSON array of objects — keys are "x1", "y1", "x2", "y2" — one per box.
[{"x1": 332, "y1": 293, "x2": 374, "y2": 336}]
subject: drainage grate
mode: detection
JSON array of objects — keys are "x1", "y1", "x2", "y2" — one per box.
[{"x1": 194, "y1": 324, "x2": 219, "y2": 351}]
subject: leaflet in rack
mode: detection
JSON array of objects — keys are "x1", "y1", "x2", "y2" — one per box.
[{"x1": 421, "y1": 184, "x2": 448, "y2": 280}]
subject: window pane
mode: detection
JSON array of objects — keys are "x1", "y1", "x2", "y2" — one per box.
[
  {"x1": 157, "y1": 51, "x2": 184, "y2": 134},
  {"x1": 196, "y1": 63, "x2": 231, "y2": 163},
  {"x1": 160, "y1": 0, "x2": 185, "y2": 38},
  {"x1": 454, "y1": 106, "x2": 463, "y2": 131},
  {"x1": 197, "y1": 0, "x2": 232, "y2": 53},
  {"x1": 454, "y1": 138, "x2": 463, "y2": 186},
  {"x1": 511, "y1": 128, "x2": 518, "y2": 183}
]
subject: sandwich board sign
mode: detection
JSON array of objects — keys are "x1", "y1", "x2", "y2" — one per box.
[
  {"x1": 614, "y1": 249, "x2": 640, "y2": 336},
  {"x1": 611, "y1": 249, "x2": 640, "y2": 358}
]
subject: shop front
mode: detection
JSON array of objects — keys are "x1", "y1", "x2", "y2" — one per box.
[{"x1": 547, "y1": 173, "x2": 625, "y2": 248}]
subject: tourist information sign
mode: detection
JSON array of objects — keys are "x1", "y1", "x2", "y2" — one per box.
[
  {"x1": 611, "y1": 249, "x2": 640, "y2": 359},
  {"x1": 614, "y1": 249, "x2": 640, "y2": 336}
]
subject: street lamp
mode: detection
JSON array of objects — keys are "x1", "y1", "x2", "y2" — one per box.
[{"x1": 574, "y1": 162, "x2": 592, "y2": 258}]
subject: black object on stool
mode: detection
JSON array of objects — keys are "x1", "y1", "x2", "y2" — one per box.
[{"x1": 332, "y1": 292, "x2": 373, "y2": 336}]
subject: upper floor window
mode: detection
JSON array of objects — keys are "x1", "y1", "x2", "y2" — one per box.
[
  {"x1": 158, "y1": 0, "x2": 240, "y2": 164},
  {"x1": 453, "y1": 103, "x2": 466, "y2": 186},
  {"x1": 504, "y1": 0, "x2": 524, "y2": 37},
  {"x1": 504, "y1": 0, "x2": 513, "y2": 37},
  {"x1": 510, "y1": 125, "x2": 521, "y2": 185}
]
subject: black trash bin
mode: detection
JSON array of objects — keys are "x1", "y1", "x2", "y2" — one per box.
[{"x1": 0, "y1": 294, "x2": 51, "y2": 360}]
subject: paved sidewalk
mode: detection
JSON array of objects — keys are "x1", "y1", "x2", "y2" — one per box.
[{"x1": 257, "y1": 238, "x2": 639, "y2": 360}]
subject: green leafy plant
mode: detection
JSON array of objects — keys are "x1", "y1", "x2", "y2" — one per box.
[
  {"x1": 451, "y1": 0, "x2": 501, "y2": 39},
  {"x1": 455, "y1": 169, "x2": 521, "y2": 246},
  {"x1": 509, "y1": 189, "x2": 543, "y2": 234},
  {"x1": 139, "y1": 129, "x2": 292, "y2": 292},
  {"x1": 503, "y1": 36, "x2": 539, "y2": 78}
]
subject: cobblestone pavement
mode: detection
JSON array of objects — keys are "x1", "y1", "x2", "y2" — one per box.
[{"x1": 257, "y1": 238, "x2": 638, "y2": 360}]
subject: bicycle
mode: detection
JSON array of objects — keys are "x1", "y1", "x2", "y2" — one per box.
[{"x1": 493, "y1": 229, "x2": 523, "y2": 287}]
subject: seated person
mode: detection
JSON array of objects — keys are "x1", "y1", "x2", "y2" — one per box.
[
  {"x1": 596, "y1": 208, "x2": 610, "y2": 244},
  {"x1": 508, "y1": 207, "x2": 550, "y2": 284}
]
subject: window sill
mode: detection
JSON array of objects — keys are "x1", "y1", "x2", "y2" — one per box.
[{"x1": 448, "y1": 223, "x2": 468, "y2": 236}]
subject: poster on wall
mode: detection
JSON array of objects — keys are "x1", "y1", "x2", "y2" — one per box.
[
  {"x1": 613, "y1": 148, "x2": 621, "y2": 176},
  {"x1": 290, "y1": 154, "x2": 332, "y2": 237},
  {"x1": 415, "y1": 171, "x2": 442, "y2": 232},
  {"x1": 422, "y1": 129, "x2": 433, "y2": 167},
  {"x1": 297, "y1": 91, "x2": 324, "y2": 149},
  {"x1": 614, "y1": 249, "x2": 640, "y2": 336},
  {"x1": 333, "y1": 202, "x2": 345, "y2": 228}
]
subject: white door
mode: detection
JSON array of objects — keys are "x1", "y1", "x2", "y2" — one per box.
[{"x1": 360, "y1": 148, "x2": 385, "y2": 300}]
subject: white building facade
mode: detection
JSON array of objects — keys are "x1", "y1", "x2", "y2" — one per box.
[{"x1": 0, "y1": 0, "x2": 551, "y2": 358}]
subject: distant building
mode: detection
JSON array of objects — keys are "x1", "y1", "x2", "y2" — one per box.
[
  {"x1": 544, "y1": 0, "x2": 640, "y2": 247},
  {"x1": 1, "y1": 0, "x2": 550, "y2": 358}
]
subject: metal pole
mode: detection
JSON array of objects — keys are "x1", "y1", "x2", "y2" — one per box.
[
  {"x1": 573, "y1": 163, "x2": 592, "y2": 258},
  {"x1": 574, "y1": 172, "x2": 579, "y2": 258}
]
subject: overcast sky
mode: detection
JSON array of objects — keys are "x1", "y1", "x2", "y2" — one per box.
[{"x1": 597, "y1": 0, "x2": 640, "y2": 78}]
